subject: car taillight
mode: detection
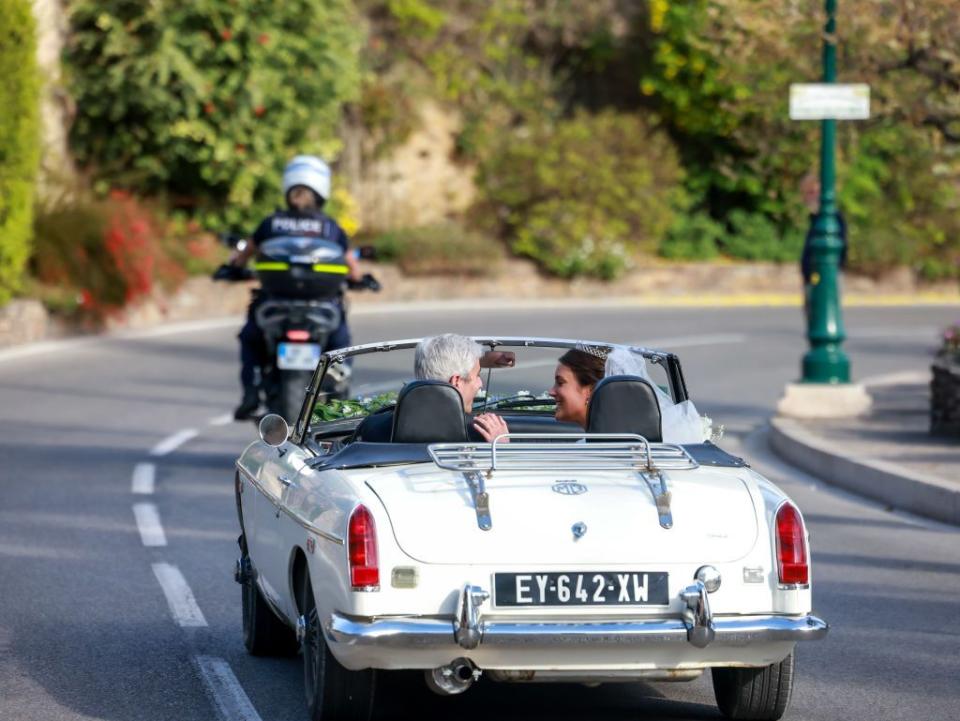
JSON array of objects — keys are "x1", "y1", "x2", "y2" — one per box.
[
  {"x1": 348, "y1": 505, "x2": 379, "y2": 590},
  {"x1": 286, "y1": 329, "x2": 311, "y2": 341},
  {"x1": 776, "y1": 502, "x2": 809, "y2": 585}
]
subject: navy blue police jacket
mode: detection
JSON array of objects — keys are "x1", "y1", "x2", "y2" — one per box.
[{"x1": 251, "y1": 209, "x2": 350, "y2": 251}]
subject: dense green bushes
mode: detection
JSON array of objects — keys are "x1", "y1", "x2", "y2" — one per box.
[
  {"x1": 480, "y1": 111, "x2": 683, "y2": 278},
  {"x1": 65, "y1": 0, "x2": 361, "y2": 232},
  {"x1": 0, "y1": 0, "x2": 40, "y2": 306},
  {"x1": 357, "y1": 0, "x2": 959, "y2": 280},
  {"x1": 42, "y1": 0, "x2": 960, "y2": 288}
]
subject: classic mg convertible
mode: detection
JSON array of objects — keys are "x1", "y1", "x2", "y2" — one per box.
[{"x1": 233, "y1": 337, "x2": 828, "y2": 721}]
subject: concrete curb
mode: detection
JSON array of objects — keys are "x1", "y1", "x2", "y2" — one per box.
[{"x1": 769, "y1": 415, "x2": 960, "y2": 526}]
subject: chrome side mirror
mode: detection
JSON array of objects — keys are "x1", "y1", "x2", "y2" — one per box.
[{"x1": 258, "y1": 414, "x2": 289, "y2": 447}]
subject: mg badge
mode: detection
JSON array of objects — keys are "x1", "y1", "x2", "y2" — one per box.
[
  {"x1": 306, "y1": 537, "x2": 316, "y2": 554},
  {"x1": 552, "y1": 480, "x2": 588, "y2": 496},
  {"x1": 572, "y1": 522, "x2": 588, "y2": 540}
]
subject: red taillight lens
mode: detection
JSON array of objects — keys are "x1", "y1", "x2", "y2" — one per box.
[
  {"x1": 776, "y1": 503, "x2": 809, "y2": 585},
  {"x1": 286, "y1": 329, "x2": 311, "y2": 341},
  {"x1": 348, "y1": 505, "x2": 379, "y2": 589}
]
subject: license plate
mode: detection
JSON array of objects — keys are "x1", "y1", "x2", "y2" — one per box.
[
  {"x1": 277, "y1": 342, "x2": 321, "y2": 371},
  {"x1": 493, "y1": 571, "x2": 669, "y2": 607}
]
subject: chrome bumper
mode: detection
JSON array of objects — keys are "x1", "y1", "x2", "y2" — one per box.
[{"x1": 327, "y1": 612, "x2": 828, "y2": 650}]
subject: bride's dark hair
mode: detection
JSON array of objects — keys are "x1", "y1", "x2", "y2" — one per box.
[{"x1": 558, "y1": 348, "x2": 606, "y2": 388}]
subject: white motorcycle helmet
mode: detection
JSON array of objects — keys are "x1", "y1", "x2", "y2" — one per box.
[{"x1": 282, "y1": 155, "x2": 331, "y2": 205}]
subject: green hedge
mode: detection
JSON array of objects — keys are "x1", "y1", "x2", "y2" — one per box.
[
  {"x1": 0, "y1": 0, "x2": 41, "y2": 306},
  {"x1": 65, "y1": 0, "x2": 361, "y2": 232},
  {"x1": 479, "y1": 111, "x2": 684, "y2": 279}
]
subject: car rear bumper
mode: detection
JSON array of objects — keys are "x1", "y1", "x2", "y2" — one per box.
[
  {"x1": 326, "y1": 612, "x2": 829, "y2": 650},
  {"x1": 324, "y1": 582, "x2": 827, "y2": 671}
]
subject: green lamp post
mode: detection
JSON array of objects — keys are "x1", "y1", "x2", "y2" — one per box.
[{"x1": 803, "y1": 0, "x2": 850, "y2": 383}]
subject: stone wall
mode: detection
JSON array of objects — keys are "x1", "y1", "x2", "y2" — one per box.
[
  {"x1": 341, "y1": 101, "x2": 476, "y2": 232},
  {"x1": 2, "y1": 261, "x2": 957, "y2": 351},
  {"x1": 31, "y1": 0, "x2": 77, "y2": 198}
]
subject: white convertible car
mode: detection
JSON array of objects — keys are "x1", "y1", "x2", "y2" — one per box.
[{"x1": 234, "y1": 337, "x2": 827, "y2": 721}]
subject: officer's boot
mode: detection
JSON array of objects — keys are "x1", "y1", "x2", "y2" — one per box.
[{"x1": 234, "y1": 385, "x2": 260, "y2": 420}]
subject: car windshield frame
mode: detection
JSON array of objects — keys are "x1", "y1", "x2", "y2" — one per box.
[{"x1": 292, "y1": 337, "x2": 690, "y2": 444}]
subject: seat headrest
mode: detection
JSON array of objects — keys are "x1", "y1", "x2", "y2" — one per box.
[
  {"x1": 391, "y1": 380, "x2": 468, "y2": 444},
  {"x1": 586, "y1": 375, "x2": 662, "y2": 442}
]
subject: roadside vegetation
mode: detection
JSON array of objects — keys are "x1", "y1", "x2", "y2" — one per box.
[
  {"x1": 1, "y1": 0, "x2": 957, "y2": 323},
  {"x1": 0, "y1": 0, "x2": 40, "y2": 306}
]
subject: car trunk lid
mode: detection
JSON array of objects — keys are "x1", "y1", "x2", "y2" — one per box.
[{"x1": 366, "y1": 465, "x2": 758, "y2": 565}]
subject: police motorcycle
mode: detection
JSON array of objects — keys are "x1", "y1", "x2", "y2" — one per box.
[{"x1": 215, "y1": 235, "x2": 379, "y2": 423}]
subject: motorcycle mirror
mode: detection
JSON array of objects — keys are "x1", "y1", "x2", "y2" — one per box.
[
  {"x1": 258, "y1": 414, "x2": 290, "y2": 447},
  {"x1": 218, "y1": 231, "x2": 246, "y2": 251}
]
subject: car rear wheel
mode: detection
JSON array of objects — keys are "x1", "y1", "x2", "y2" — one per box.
[
  {"x1": 301, "y1": 576, "x2": 376, "y2": 721},
  {"x1": 241, "y1": 563, "x2": 298, "y2": 656},
  {"x1": 712, "y1": 652, "x2": 795, "y2": 720}
]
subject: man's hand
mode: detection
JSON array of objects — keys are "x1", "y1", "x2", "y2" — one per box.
[
  {"x1": 472, "y1": 413, "x2": 510, "y2": 443},
  {"x1": 480, "y1": 351, "x2": 516, "y2": 369}
]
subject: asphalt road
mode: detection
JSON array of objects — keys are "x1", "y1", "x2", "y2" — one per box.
[{"x1": 1, "y1": 304, "x2": 957, "y2": 721}]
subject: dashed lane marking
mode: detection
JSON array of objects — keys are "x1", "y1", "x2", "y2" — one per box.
[
  {"x1": 133, "y1": 503, "x2": 167, "y2": 546},
  {"x1": 194, "y1": 656, "x2": 264, "y2": 721},
  {"x1": 131, "y1": 462, "x2": 156, "y2": 495},
  {"x1": 207, "y1": 413, "x2": 235, "y2": 426},
  {"x1": 149, "y1": 428, "x2": 199, "y2": 457},
  {"x1": 152, "y1": 563, "x2": 208, "y2": 627}
]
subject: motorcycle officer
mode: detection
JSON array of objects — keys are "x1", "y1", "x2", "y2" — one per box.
[{"x1": 230, "y1": 155, "x2": 361, "y2": 420}]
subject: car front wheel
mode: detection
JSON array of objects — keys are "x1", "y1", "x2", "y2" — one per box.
[
  {"x1": 712, "y1": 652, "x2": 795, "y2": 720},
  {"x1": 301, "y1": 576, "x2": 377, "y2": 721}
]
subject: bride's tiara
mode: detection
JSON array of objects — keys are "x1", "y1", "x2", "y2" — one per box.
[{"x1": 574, "y1": 342, "x2": 610, "y2": 360}]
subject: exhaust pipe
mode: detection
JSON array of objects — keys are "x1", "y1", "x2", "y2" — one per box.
[{"x1": 425, "y1": 658, "x2": 481, "y2": 695}]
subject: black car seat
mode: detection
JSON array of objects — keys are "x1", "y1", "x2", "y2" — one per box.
[
  {"x1": 586, "y1": 375, "x2": 663, "y2": 442},
  {"x1": 391, "y1": 380, "x2": 469, "y2": 443}
]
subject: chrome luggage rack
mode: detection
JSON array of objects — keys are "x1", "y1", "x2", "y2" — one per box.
[{"x1": 427, "y1": 434, "x2": 698, "y2": 532}]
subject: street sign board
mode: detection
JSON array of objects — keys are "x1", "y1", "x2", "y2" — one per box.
[{"x1": 789, "y1": 83, "x2": 870, "y2": 120}]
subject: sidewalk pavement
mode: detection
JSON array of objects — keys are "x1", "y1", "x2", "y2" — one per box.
[{"x1": 770, "y1": 372, "x2": 960, "y2": 526}]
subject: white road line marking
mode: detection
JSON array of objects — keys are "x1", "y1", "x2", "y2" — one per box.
[
  {"x1": 152, "y1": 563, "x2": 208, "y2": 628},
  {"x1": 847, "y1": 326, "x2": 939, "y2": 339},
  {"x1": 131, "y1": 463, "x2": 156, "y2": 494},
  {"x1": 134, "y1": 503, "x2": 167, "y2": 546},
  {"x1": 149, "y1": 429, "x2": 198, "y2": 457},
  {"x1": 194, "y1": 656, "x2": 263, "y2": 721},
  {"x1": 208, "y1": 413, "x2": 234, "y2": 426},
  {"x1": 860, "y1": 370, "x2": 930, "y2": 388}
]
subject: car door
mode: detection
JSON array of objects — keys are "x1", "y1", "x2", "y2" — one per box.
[{"x1": 253, "y1": 442, "x2": 314, "y2": 618}]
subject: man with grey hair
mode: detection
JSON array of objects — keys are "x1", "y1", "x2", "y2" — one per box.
[{"x1": 414, "y1": 333, "x2": 511, "y2": 442}]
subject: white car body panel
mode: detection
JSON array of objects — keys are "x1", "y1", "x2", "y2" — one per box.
[{"x1": 238, "y1": 439, "x2": 817, "y2": 673}]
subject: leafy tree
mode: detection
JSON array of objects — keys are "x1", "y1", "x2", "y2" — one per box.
[
  {"x1": 0, "y1": 0, "x2": 40, "y2": 305},
  {"x1": 65, "y1": 0, "x2": 361, "y2": 232}
]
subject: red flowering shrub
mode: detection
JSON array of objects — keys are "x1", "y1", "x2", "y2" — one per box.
[{"x1": 31, "y1": 193, "x2": 197, "y2": 323}]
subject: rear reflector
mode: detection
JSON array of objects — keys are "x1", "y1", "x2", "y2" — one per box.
[
  {"x1": 348, "y1": 505, "x2": 379, "y2": 589},
  {"x1": 776, "y1": 502, "x2": 809, "y2": 585},
  {"x1": 286, "y1": 329, "x2": 311, "y2": 341}
]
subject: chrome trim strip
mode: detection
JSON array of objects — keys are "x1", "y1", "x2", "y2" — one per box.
[
  {"x1": 279, "y1": 505, "x2": 344, "y2": 547},
  {"x1": 235, "y1": 462, "x2": 344, "y2": 546},
  {"x1": 326, "y1": 614, "x2": 829, "y2": 649}
]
